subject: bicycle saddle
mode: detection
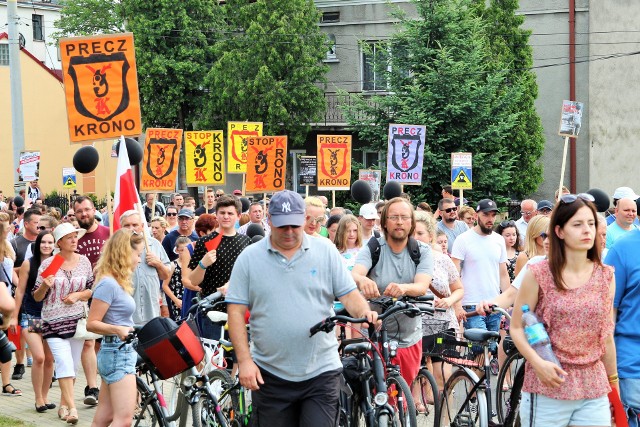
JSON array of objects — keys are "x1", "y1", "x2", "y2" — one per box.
[{"x1": 463, "y1": 328, "x2": 500, "y2": 342}]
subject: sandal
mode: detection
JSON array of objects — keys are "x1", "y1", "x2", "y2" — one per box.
[
  {"x1": 66, "y1": 407, "x2": 78, "y2": 424},
  {"x1": 2, "y1": 383, "x2": 22, "y2": 397},
  {"x1": 415, "y1": 402, "x2": 427, "y2": 414},
  {"x1": 58, "y1": 405, "x2": 69, "y2": 421}
]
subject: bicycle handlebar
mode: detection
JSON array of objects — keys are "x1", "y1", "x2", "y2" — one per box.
[{"x1": 465, "y1": 304, "x2": 512, "y2": 320}]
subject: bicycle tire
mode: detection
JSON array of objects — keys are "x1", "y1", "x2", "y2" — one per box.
[
  {"x1": 163, "y1": 372, "x2": 184, "y2": 421},
  {"x1": 192, "y1": 390, "x2": 232, "y2": 427},
  {"x1": 502, "y1": 360, "x2": 524, "y2": 427},
  {"x1": 206, "y1": 369, "x2": 240, "y2": 424},
  {"x1": 496, "y1": 352, "x2": 525, "y2": 425},
  {"x1": 386, "y1": 375, "x2": 417, "y2": 427},
  {"x1": 413, "y1": 368, "x2": 440, "y2": 427},
  {"x1": 134, "y1": 376, "x2": 168, "y2": 427},
  {"x1": 439, "y1": 368, "x2": 488, "y2": 427}
]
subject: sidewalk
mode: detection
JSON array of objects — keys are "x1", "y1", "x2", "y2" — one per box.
[{"x1": 1, "y1": 361, "x2": 96, "y2": 427}]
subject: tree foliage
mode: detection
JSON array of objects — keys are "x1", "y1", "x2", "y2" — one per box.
[
  {"x1": 51, "y1": 0, "x2": 125, "y2": 41},
  {"x1": 201, "y1": 0, "x2": 329, "y2": 146},
  {"x1": 342, "y1": 0, "x2": 544, "y2": 206}
]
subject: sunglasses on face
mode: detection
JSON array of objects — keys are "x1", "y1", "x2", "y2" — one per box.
[
  {"x1": 444, "y1": 207, "x2": 457, "y2": 213},
  {"x1": 539, "y1": 232, "x2": 548, "y2": 239},
  {"x1": 37, "y1": 226, "x2": 48, "y2": 231},
  {"x1": 166, "y1": 213, "x2": 178, "y2": 216},
  {"x1": 306, "y1": 216, "x2": 325, "y2": 224},
  {"x1": 560, "y1": 193, "x2": 595, "y2": 204},
  {"x1": 500, "y1": 220, "x2": 516, "y2": 228}
]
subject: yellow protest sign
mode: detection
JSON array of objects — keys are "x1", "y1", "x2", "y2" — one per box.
[
  {"x1": 227, "y1": 122, "x2": 263, "y2": 173},
  {"x1": 245, "y1": 136, "x2": 287, "y2": 193},
  {"x1": 140, "y1": 128, "x2": 183, "y2": 192},
  {"x1": 317, "y1": 135, "x2": 352, "y2": 191},
  {"x1": 184, "y1": 131, "x2": 225, "y2": 186},
  {"x1": 59, "y1": 33, "x2": 142, "y2": 142}
]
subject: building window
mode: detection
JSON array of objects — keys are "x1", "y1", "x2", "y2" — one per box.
[
  {"x1": 362, "y1": 41, "x2": 389, "y2": 91},
  {"x1": 321, "y1": 11, "x2": 340, "y2": 23},
  {"x1": 325, "y1": 34, "x2": 337, "y2": 61},
  {"x1": 32, "y1": 14, "x2": 44, "y2": 41},
  {"x1": 0, "y1": 45, "x2": 9, "y2": 66}
]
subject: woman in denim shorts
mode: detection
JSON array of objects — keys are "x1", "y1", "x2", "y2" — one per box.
[
  {"x1": 13, "y1": 231, "x2": 56, "y2": 410},
  {"x1": 87, "y1": 230, "x2": 144, "y2": 427}
]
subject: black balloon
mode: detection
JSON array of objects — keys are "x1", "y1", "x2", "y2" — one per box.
[
  {"x1": 351, "y1": 180, "x2": 373, "y2": 204},
  {"x1": 239, "y1": 197, "x2": 251, "y2": 213},
  {"x1": 115, "y1": 138, "x2": 143, "y2": 165},
  {"x1": 251, "y1": 235, "x2": 264, "y2": 244},
  {"x1": 246, "y1": 223, "x2": 265, "y2": 238},
  {"x1": 383, "y1": 181, "x2": 403, "y2": 200},
  {"x1": 73, "y1": 146, "x2": 100, "y2": 174},
  {"x1": 13, "y1": 196, "x2": 24, "y2": 208},
  {"x1": 586, "y1": 188, "x2": 610, "y2": 212}
]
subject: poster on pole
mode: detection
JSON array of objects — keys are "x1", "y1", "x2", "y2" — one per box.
[
  {"x1": 451, "y1": 152, "x2": 473, "y2": 190},
  {"x1": 359, "y1": 170, "x2": 382, "y2": 201},
  {"x1": 19, "y1": 151, "x2": 40, "y2": 182},
  {"x1": 386, "y1": 124, "x2": 426, "y2": 185},
  {"x1": 299, "y1": 156, "x2": 317, "y2": 186},
  {"x1": 317, "y1": 135, "x2": 352, "y2": 191},
  {"x1": 558, "y1": 100, "x2": 584, "y2": 137},
  {"x1": 140, "y1": 128, "x2": 183, "y2": 192},
  {"x1": 59, "y1": 33, "x2": 142, "y2": 142},
  {"x1": 62, "y1": 168, "x2": 77, "y2": 189},
  {"x1": 227, "y1": 122, "x2": 263, "y2": 173},
  {"x1": 184, "y1": 131, "x2": 225, "y2": 186},
  {"x1": 245, "y1": 136, "x2": 287, "y2": 193}
]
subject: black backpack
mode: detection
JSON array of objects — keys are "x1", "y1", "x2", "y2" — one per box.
[{"x1": 366, "y1": 236, "x2": 421, "y2": 276}]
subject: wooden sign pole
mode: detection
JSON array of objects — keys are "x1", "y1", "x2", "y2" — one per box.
[
  {"x1": 459, "y1": 189, "x2": 464, "y2": 207},
  {"x1": 558, "y1": 136, "x2": 570, "y2": 200},
  {"x1": 305, "y1": 186, "x2": 309, "y2": 198},
  {"x1": 332, "y1": 190, "x2": 336, "y2": 209}
]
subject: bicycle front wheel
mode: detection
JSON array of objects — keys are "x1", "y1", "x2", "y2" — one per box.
[
  {"x1": 499, "y1": 356, "x2": 524, "y2": 427},
  {"x1": 412, "y1": 368, "x2": 440, "y2": 426},
  {"x1": 135, "y1": 376, "x2": 167, "y2": 427},
  {"x1": 192, "y1": 391, "x2": 232, "y2": 427},
  {"x1": 439, "y1": 369, "x2": 488, "y2": 427},
  {"x1": 386, "y1": 375, "x2": 417, "y2": 427}
]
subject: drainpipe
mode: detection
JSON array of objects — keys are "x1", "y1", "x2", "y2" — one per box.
[{"x1": 569, "y1": 0, "x2": 576, "y2": 193}]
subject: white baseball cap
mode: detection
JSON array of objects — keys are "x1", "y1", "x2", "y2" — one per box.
[{"x1": 358, "y1": 204, "x2": 379, "y2": 220}]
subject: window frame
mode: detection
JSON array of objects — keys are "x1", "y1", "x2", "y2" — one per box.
[{"x1": 32, "y1": 14, "x2": 44, "y2": 42}]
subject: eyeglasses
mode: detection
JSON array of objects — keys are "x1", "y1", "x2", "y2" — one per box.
[
  {"x1": 387, "y1": 215, "x2": 412, "y2": 222},
  {"x1": 500, "y1": 220, "x2": 516, "y2": 228},
  {"x1": 178, "y1": 217, "x2": 193, "y2": 221},
  {"x1": 444, "y1": 207, "x2": 457, "y2": 213},
  {"x1": 539, "y1": 232, "x2": 548, "y2": 239},
  {"x1": 520, "y1": 211, "x2": 534, "y2": 216},
  {"x1": 166, "y1": 213, "x2": 178, "y2": 216},
  {"x1": 306, "y1": 215, "x2": 325, "y2": 224},
  {"x1": 560, "y1": 193, "x2": 595, "y2": 204}
]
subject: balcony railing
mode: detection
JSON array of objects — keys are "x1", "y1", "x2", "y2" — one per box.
[{"x1": 315, "y1": 92, "x2": 386, "y2": 127}]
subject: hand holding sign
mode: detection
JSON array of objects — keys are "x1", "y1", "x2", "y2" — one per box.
[{"x1": 201, "y1": 233, "x2": 223, "y2": 268}]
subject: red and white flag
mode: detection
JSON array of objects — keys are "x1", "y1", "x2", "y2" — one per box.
[{"x1": 113, "y1": 136, "x2": 143, "y2": 231}]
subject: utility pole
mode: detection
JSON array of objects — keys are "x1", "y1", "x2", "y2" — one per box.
[{"x1": 8, "y1": 0, "x2": 25, "y2": 194}]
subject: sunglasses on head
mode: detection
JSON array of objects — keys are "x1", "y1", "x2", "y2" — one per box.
[
  {"x1": 500, "y1": 220, "x2": 516, "y2": 228},
  {"x1": 560, "y1": 193, "x2": 595, "y2": 204},
  {"x1": 444, "y1": 207, "x2": 458, "y2": 213}
]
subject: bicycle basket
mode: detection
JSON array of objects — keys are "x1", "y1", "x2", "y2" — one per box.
[
  {"x1": 429, "y1": 331, "x2": 482, "y2": 368},
  {"x1": 135, "y1": 317, "x2": 205, "y2": 380},
  {"x1": 421, "y1": 317, "x2": 449, "y2": 337}
]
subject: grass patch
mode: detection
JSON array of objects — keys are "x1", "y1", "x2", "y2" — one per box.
[{"x1": 0, "y1": 416, "x2": 33, "y2": 427}]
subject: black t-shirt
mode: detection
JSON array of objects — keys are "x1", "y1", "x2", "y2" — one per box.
[
  {"x1": 195, "y1": 206, "x2": 216, "y2": 216},
  {"x1": 188, "y1": 232, "x2": 251, "y2": 296},
  {"x1": 11, "y1": 235, "x2": 35, "y2": 268},
  {"x1": 144, "y1": 205, "x2": 164, "y2": 223}
]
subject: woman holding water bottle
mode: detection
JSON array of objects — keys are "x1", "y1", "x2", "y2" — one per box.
[{"x1": 510, "y1": 193, "x2": 618, "y2": 426}]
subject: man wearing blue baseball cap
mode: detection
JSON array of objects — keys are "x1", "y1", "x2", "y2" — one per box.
[{"x1": 226, "y1": 190, "x2": 377, "y2": 426}]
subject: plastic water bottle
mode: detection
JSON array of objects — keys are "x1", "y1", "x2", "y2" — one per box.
[{"x1": 521, "y1": 304, "x2": 562, "y2": 369}]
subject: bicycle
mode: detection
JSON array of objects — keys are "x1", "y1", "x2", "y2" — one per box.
[
  {"x1": 438, "y1": 305, "x2": 512, "y2": 427},
  {"x1": 311, "y1": 295, "x2": 437, "y2": 427},
  {"x1": 128, "y1": 291, "x2": 232, "y2": 427},
  {"x1": 495, "y1": 334, "x2": 524, "y2": 427}
]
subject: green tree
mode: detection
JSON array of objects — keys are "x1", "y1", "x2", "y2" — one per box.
[
  {"x1": 51, "y1": 0, "x2": 125, "y2": 41},
  {"x1": 202, "y1": 0, "x2": 329, "y2": 146},
  {"x1": 341, "y1": 0, "x2": 540, "y2": 207}
]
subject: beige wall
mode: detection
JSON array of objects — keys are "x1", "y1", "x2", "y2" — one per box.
[
  {"x1": 0, "y1": 49, "x2": 117, "y2": 199},
  {"x1": 589, "y1": 1, "x2": 640, "y2": 196}
]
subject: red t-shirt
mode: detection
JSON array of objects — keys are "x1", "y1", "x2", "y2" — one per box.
[{"x1": 76, "y1": 225, "x2": 111, "y2": 268}]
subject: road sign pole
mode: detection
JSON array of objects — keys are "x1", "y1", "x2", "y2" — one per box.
[{"x1": 459, "y1": 189, "x2": 464, "y2": 207}]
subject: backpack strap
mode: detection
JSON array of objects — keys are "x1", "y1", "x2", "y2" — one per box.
[
  {"x1": 407, "y1": 237, "x2": 421, "y2": 267},
  {"x1": 366, "y1": 237, "x2": 381, "y2": 276}
]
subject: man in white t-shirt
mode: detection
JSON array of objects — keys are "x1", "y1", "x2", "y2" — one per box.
[{"x1": 451, "y1": 199, "x2": 510, "y2": 343}]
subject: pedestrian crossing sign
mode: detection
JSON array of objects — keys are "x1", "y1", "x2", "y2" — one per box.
[
  {"x1": 451, "y1": 152, "x2": 473, "y2": 190},
  {"x1": 62, "y1": 168, "x2": 77, "y2": 189}
]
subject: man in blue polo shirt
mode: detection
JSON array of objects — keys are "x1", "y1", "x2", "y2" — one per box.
[{"x1": 226, "y1": 190, "x2": 377, "y2": 427}]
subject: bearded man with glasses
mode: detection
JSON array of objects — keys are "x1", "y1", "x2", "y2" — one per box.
[{"x1": 436, "y1": 198, "x2": 469, "y2": 253}]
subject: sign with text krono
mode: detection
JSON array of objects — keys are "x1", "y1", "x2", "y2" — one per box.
[
  {"x1": 317, "y1": 135, "x2": 352, "y2": 191},
  {"x1": 140, "y1": 128, "x2": 183, "y2": 192},
  {"x1": 60, "y1": 33, "x2": 142, "y2": 142},
  {"x1": 386, "y1": 124, "x2": 426, "y2": 184},
  {"x1": 184, "y1": 131, "x2": 225, "y2": 186},
  {"x1": 227, "y1": 122, "x2": 263, "y2": 173},
  {"x1": 245, "y1": 136, "x2": 288, "y2": 193}
]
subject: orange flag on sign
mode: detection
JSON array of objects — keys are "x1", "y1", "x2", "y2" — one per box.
[{"x1": 245, "y1": 136, "x2": 287, "y2": 193}]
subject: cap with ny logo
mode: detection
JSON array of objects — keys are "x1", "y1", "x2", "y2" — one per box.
[{"x1": 268, "y1": 190, "x2": 306, "y2": 227}]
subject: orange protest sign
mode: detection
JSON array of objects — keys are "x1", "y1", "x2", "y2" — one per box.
[
  {"x1": 59, "y1": 33, "x2": 142, "y2": 142},
  {"x1": 245, "y1": 136, "x2": 287, "y2": 193},
  {"x1": 227, "y1": 122, "x2": 263, "y2": 173},
  {"x1": 140, "y1": 128, "x2": 183, "y2": 192},
  {"x1": 184, "y1": 131, "x2": 225, "y2": 186},
  {"x1": 317, "y1": 135, "x2": 352, "y2": 191}
]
